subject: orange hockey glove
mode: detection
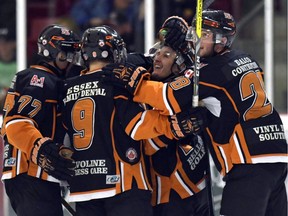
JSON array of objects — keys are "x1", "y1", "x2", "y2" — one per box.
[
  {"x1": 103, "y1": 62, "x2": 150, "y2": 95},
  {"x1": 169, "y1": 107, "x2": 207, "y2": 139}
]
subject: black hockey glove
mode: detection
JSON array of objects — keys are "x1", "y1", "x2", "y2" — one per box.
[
  {"x1": 169, "y1": 106, "x2": 207, "y2": 140},
  {"x1": 103, "y1": 63, "x2": 150, "y2": 95},
  {"x1": 31, "y1": 137, "x2": 75, "y2": 181},
  {"x1": 159, "y1": 16, "x2": 189, "y2": 54}
]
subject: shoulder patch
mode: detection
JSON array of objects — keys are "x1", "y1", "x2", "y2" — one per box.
[
  {"x1": 30, "y1": 75, "x2": 45, "y2": 88},
  {"x1": 169, "y1": 76, "x2": 191, "y2": 90},
  {"x1": 184, "y1": 68, "x2": 194, "y2": 79}
]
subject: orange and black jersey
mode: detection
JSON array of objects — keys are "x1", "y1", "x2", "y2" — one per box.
[
  {"x1": 145, "y1": 135, "x2": 208, "y2": 206},
  {"x1": 133, "y1": 49, "x2": 288, "y2": 175},
  {"x1": 62, "y1": 70, "x2": 175, "y2": 202},
  {"x1": 125, "y1": 52, "x2": 209, "y2": 208},
  {"x1": 1, "y1": 61, "x2": 65, "y2": 182}
]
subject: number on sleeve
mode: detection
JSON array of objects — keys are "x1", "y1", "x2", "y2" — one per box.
[
  {"x1": 17, "y1": 95, "x2": 42, "y2": 118},
  {"x1": 2, "y1": 92, "x2": 15, "y2": 118}
]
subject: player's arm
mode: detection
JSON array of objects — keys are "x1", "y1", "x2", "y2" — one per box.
[
  {"x1": 133, "y1": 76, "x2": 193, "y2": 115},
  {"x1": 115, "y1": 92, "x2": 203, "y2": 141},
  {"x1": 103, "y1": 63, "x2": 193, "y2": 115},
  {"x1": 4, "y1": 115, "x2": 43, "y2": 155},
  {"x1": 114, "y1": 94, "x2": 175, "y2": 140},
  {"x1": 4, "y1": 73, "x2": 52, "y2": 155}
]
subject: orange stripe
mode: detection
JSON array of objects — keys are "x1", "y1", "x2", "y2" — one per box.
[
  {"x1": 45, "y1": 99, "x2": 57, "y2": 103},
  {"x1": 109, "y1": 108, "x2": 122, "y2": 193},
  {"x1": 206, "y1": 128, "x2": 230, "y2": 175},
  {"x1": 114, "y1": 95, "x2": 128, "y2": 100},
  {"x1": 30, "y1": 65, "x2": 56, "y2": 75},
  {"x1": 51, "y1": 105, "x2": 56, "y2": 139},
  {"x1": 6, "y1": 118, "x2": 43, "y2": 155},
  {"x1": 125, "y1": 112, "x2": 142, "y2": 135},
  {"x1": 232, "y1": 124, "x2": 252, "y2": 163}
]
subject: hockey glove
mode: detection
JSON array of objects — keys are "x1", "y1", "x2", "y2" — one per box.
[
  {"x1": 31, "y1": 137, "x2": 75, "y2": 181},
  {"x1": 103, "y1": 63, "x2": 150, "y2": 95},
  {"x1": 169, "y1": 106, "x2": 207, "y2": 139},
  {"x1": 159, "y1": 16, "x2": 189, "y2": 54}
]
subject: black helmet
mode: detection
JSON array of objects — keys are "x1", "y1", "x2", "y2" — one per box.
[
  {"x1": 192, "y1": 10, "x2": 236, "y2": 47},
  {"x1": 81, "y1": 25, "x2": 127, "y2": 64},
  {"x1": 37, "y1": 24, "x2": 81, "y2": 62}
]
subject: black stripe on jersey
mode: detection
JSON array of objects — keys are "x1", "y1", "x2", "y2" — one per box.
[{"x1": 234, "y1": 132, "x2": 247, "y2": 163}]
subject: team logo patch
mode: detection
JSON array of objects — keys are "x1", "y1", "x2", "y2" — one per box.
[
  {"x1": 30, "y1": 75, "x2": 45, "y2": 88},
  {"x1": 169, "y1": 77, "x2": 191, "y2": 90},
  {"x1": 126, "y1": 148, "x2": 137, "y2": 162},
  {"x1": 4, "y1": 158, "x2": 16, "y2": 167},
  {"x1": 61, "y1": 28, "x2": 71, "y2": 35},
  {"x1": 106, "y1": 175, "x2": 120, "y2": 184}
]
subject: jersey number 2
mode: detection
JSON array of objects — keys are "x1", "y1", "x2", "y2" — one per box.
[{"x1": 240, "y1": 71, "x2": 272, "y2": 121}]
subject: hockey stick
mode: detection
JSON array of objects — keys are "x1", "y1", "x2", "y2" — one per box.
[
  {"x1": 61, "y1": 197, "x2": 76, "y2": 216},
  {"x1": 192, "y1": 0, "x2": 214, "y2": 106},
  {"x1": 193, "y1": 1, "x2": 215, "y2": 216},
  {"x1": 192, "y1": 0, "x2": 203, "y2": 108}
]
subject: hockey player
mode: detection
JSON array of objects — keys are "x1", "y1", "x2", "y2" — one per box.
[
  {"x1": 106, "y1": 10, "x2": 288, "y2": 216},
  {"x1": 145, "y1": 43, "x2": 211, "y2": 216},
  {"x1": 61, "y1": 25, "x2": 202, "y2": 216},
  {"x1": 112, "y1": 16, "x2": 212, "y2": 215},
  {"x1": 1, "y1": 25, "x2": 80, "y2": 215}
]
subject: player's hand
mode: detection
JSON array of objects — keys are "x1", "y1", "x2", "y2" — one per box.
[
  {"x1": 31, "y1": 137, "x2": 75, "y2": 180},
  {"x1": 169, "y1": 106, "x2": 207, "y2": 139},
  {"x1": 159, "y1": 16, "x2": 189, "y2": 53},
  {"x1": 103, "y1": 63, "x2": 150, "y2": 95}
]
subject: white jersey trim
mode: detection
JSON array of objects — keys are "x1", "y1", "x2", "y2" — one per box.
[
  {"x1": 131, "y1": 110, "x2": 147, "y2": 140},
  {"x1": 251, "y1": 156, "x2": 288, "y2": 163},
  {"x1": 174, "y1": 171, "x2": 193, "y2": 196},
  {"x1": 68, "y1": 189, "x2": 117, "y2": 202},
  {"x1": 5, "y1": 118, "x2": 34, "y2": 129},
  {"x1": 163, "y1": 83, "x2": 174, "y2": 115}
]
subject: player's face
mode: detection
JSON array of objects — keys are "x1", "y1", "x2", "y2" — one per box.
[
  {"x1": 152, "y1": 46, "x2": 177, "y2": 81},
  {"x1": 199, "y1": 29, "x2": 214, "y2": 57}
]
